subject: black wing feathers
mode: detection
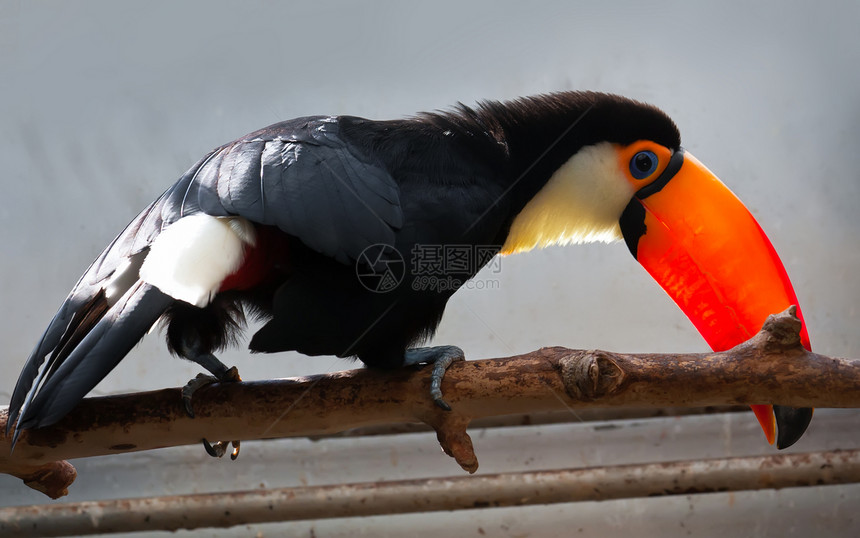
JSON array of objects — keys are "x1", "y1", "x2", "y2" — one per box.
[
  {"x1": 200, "y1": 117, "x2": 403, "y2": 263},
  {"x1": 166, "y1": 117, "x2": 403, "y2": 263},
  {"x1": 8, "y1": 115, "x2": 404, "y2": 437}
]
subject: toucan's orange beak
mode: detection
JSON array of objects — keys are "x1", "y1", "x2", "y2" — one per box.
[{"x1": 619, "y1": 148, "x2": 813, "y2": 448}]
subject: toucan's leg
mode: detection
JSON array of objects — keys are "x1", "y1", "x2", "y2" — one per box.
[
  {"x1": 403, "y1": 345, "x2": 465, "y2": 411},
  {"x1": 179, "y1": 351, "x2": 242, "y2": 460}
]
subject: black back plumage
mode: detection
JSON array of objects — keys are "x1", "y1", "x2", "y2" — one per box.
[{"x1": 8, "y1": 91, "x2": 681, "y2": 439}]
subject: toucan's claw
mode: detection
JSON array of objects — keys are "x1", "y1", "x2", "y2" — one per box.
[
  {"x1": 203, "y1": 439, "x2": 241, "y2": 460},
  {"x1": 181, "y1": 373, "x2": 214, "y2": 419},
  {"x1": 403, "y1": 345, "x2": 465, "y2": 411},
  {"x1": 181, "y1": 366, "x2": 242, "y2": 418},
  {"x1": 181, "y1": 364, "x2": 243, "y2": 460}
]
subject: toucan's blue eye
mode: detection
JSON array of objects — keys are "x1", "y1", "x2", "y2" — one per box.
[{"x1": 630, "y1": 150, "x2": 658, "y2": 179}]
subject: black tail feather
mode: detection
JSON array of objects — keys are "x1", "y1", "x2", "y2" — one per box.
[
  {"x1": 10, "y1": 282, "x2": 172, "y2": 446},
  {"x1": 7, "y1": 290, "x2": 111, "y2": 440},
  {"x1": 7, "y1": 155, "x2": 205, "y2": 441},
  {"x1": 6, "y1": 293, "x2": 95, "y2": 436}
]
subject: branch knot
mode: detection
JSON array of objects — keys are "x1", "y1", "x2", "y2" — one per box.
[
  {"x1": 560, "y1": 350, "x2": 626, "y2": 401},
  {"x1": 758, "y1": 305, "x2": 804, "y2": 352}
]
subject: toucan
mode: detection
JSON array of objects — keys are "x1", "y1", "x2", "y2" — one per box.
[{"x1": 6, "y1": 92, "x2": 812, "y2": 455}]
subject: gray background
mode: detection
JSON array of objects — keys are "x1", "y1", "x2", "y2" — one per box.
[{"x1": 1, "y1": 1, "x2": 859, "y2": 536}]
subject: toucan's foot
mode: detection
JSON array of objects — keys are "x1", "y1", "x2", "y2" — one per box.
[
  {"x1": 179, "y1": 352, "x2": 242, "y2": 460},
  {"x1": 181, "y1": 373, "x2": 215, "y2": 418},
  {"x1": 403, "y1": 345, "x2": 465, "y2": 411},
  {"x1": 180, "y1": 366, "x2": 242, "y2": 418}
]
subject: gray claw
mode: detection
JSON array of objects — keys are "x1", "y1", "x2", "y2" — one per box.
[
  {"x1": 434, "y1": 398, "x2": 452, "y2": 412},
  {"x1": 182, "y1": 364, "x2": 243, "y2": 460},
  {"x1": 202, "y1": 439, "x2": 241, "y2": 460},
  {"x1": 404, "y1": 345, "x2": 465, "y2": 412},
  {"x1": 181, "y1": 373, "x2": 218, "y2": 418}
]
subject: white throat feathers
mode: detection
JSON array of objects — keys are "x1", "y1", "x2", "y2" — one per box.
[{"x1": 501, "y1": 142, "x2": 633, "y2": 255}]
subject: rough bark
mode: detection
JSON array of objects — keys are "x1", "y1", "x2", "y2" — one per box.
[{"x1": 1, "y1": 307, "x2": 858, "y2": 499}]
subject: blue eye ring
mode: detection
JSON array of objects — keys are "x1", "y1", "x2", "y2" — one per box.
[{"x1": 630, "y1": 150, "x2": 659, "y2": 180}]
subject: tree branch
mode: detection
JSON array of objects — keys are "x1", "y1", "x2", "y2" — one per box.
[{"x1": 2, "y1": 307, "x2": 859, "y2": 499}]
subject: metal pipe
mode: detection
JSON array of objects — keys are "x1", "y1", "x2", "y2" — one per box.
[{"x1": 2, "y1": 449, "x2": 858, "y2": 537}]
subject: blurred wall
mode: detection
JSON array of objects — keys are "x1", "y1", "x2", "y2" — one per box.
[{"x1": 1, "y1": 1, "x2": 858, "y2": 536}]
